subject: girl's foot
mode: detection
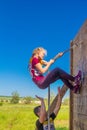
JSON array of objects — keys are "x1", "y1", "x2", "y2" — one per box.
[
  {"x1": 74, "y1": 70, "x2": 82, "y2": 85},
  {"x1": 73, "y1": 84, "x2": 80, "y2": 94}
]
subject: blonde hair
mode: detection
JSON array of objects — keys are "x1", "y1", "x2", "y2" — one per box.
[{"x1": 32, "y1": 47, "x2": 47, "y2": 56}]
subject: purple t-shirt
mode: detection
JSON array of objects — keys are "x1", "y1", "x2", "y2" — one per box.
[{"x1": 29, "y1": 57, "x2": 44, "y2": 84}]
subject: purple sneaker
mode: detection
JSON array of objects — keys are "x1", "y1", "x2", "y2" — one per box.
[
  {"x1": 73, "y1": 85, "x2": 80, "y2": 94},
  {"x1": 74, "y1": 71, "x2": 82, "y2": 85}
]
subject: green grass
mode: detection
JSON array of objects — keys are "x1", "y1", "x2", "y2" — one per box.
[
  {"x1": 55, "y1": 105, "x2": 69, "y2": 130},
  {"x1": 0, "y1": 103, "x2": 69, "y2": 130}
]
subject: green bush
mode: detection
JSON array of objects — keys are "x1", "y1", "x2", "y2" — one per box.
[{"x1": 0, "y1": 102, "x2": 3, "y2": 106}]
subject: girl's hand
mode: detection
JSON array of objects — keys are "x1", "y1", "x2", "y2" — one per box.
[{"x1": 58, "y1": 52, "x2": 64, "y2": 57}]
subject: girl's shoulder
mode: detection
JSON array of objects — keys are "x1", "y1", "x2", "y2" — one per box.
[
  {"x1": 32, "y1": 56, "x2": 39, "y2": 62},
  {"x1": 32, "y1": 57, "x2": 40, "y2": 65}
]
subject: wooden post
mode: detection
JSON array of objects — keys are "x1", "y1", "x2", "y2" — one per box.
[
  {"x1": 70, "y1": 19, "x2": 87, "y2": 130},
  {"x1": 70, "y1": 40, "x2": 74, "y2": 130}
]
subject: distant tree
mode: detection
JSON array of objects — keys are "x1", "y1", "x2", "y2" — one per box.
[
  {"x1": 10, "y1": 91, "x2": 20, "y2": 104},
  {"x1": 1, "y1": 99, "x2": 4, "y2": 102},
  {"x1": 0, "y1": 102, "x2": 3, "y2": 106},
  {"x1": 23, "y1": 96, "x2": 32, "y2": 104}
]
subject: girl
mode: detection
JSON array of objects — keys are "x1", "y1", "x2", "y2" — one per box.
[{"x1": 29, "y1": 47, "x2": 81, "y2": 93}]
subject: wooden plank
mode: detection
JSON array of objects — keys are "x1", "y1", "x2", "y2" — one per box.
[
  {"x1": 70, "y1": 41, "x2": 74, "y2": 130},
  {"x1": 70, "y1": 19, "x2": 87, "y2": 130}
]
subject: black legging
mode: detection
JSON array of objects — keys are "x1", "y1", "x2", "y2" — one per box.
[{"x1": 36, "y1": 67, "x2": 75, "y2": 89}]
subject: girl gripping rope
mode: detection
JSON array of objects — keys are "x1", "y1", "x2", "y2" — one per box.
[{"x1": 28, "y1": 47, "x2": 81, "y2": 93}]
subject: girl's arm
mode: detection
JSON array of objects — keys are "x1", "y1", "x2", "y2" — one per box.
[
  {"x1": 41, "y1": 60, "x2": 48, "y2": 65},
  {"x1": 36, "y1": 95, "x2": 47, "y2": 123},
  {"x1": 35, "y1": 59, "x2": 54, "y2": 74}
]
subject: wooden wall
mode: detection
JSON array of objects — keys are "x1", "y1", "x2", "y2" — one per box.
[{"x1": 70, "y1": 19, "x2": 87, "y2": 130}]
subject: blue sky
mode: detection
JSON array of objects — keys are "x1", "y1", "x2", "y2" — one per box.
[{"x1": 0, "y1": 0, "x2": 87, "y2": 98}]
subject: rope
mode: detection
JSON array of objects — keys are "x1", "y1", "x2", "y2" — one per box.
[{"x1": 53, "y1": 40, "x2": 82, "y2": 62}]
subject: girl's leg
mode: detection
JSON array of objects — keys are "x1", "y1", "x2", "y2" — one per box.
[
  {"x1": 37, "y1": 68, "x2": 61, "y2": 89},
  {"x1": 55, "y1": 67, "x2": 75, "y2": 81},
  {"x1": 61, "y1": 79, "x2": 74, "y2": 90},
  {"x1": 38, "y1": 67, "x2": 75, "y2": 89}
]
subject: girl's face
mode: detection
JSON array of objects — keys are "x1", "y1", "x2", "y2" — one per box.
[{"x1": 38, "y1": 50, "x2": 45, "y2": 59}]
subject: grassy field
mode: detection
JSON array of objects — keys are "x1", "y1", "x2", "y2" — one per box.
[{"x1": 0, "y1": 103, "x2": 69, "y2": 130}]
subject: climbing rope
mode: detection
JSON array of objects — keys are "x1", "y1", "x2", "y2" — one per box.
[{"x1": 53, "y1": 40, "x2": 82, "y2": 62}]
